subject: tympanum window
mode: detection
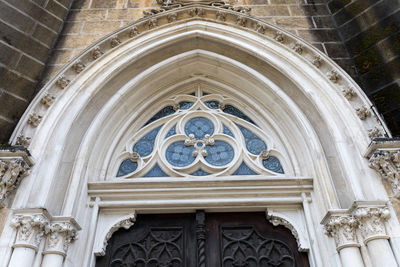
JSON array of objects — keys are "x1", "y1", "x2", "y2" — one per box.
[{"x1": 115, "y1": 90, "x2": 286, "y2": 178}]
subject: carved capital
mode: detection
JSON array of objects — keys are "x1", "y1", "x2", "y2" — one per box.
[
  {"x1": 323, "y1": 214, "x2": 359, "y2": 251},
  {"x1": 43, "y1": 219, "x2": 80, "y2": 256},
  {"x1": 369, "y1": 150, "x2": 400, "y2": 197},
  {"x1": 353, "y1": 205, "x2": 390, "y2": 244},
  {"x1": 0, "y1": 150, "x2": 33, "y2": 208},
  {"x1": 11, "y1": 211, "x2": 50, "y2": 251}
]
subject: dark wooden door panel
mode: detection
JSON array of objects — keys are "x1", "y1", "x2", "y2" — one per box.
[
  {"x1": 96, "y1": 212, "x2": 309, "y2": 267},
  {"x1": 205, "y1": 212, "x2": 309, "y2": 267},
  {"x1": 96, "y1": 213, "x2": 197, "y2": 267}
]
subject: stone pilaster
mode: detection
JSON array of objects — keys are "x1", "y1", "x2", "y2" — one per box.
[{"x1": 0, "y1": 149, "x2": 34, "y2": 208}]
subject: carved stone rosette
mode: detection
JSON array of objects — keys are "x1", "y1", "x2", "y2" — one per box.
[
  {"x1": 323, "y1": 214, "x2": 359, "y2": 251},
  {"x1": 43, "y1": 220, "x2": 79, "y2": 256},
  {"x1": 11, "y1": 213, "x2": 50, "y2": 251},
  {"x1": 0, "y1": 150, "x2": 33, "y2": 208},
  {"x1": 369, "y1": 150, "x2": 400, "y2": 197}
]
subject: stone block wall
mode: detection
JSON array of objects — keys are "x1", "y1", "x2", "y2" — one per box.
[
  {"x1": 0, "y1": 0, "x2": 74, "y2": 142},
  {"x1": 328, "y1": 0, "x2": 400, "y2": 135},
  {"x1": 43, "y1": 0, "x2": 351, "y2": 83}
]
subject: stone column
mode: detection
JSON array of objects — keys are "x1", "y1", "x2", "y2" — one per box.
[
  {"x1": 353, "y1": 204, "x2": 398, "y2": 267},
  {"x1": 41, "y1": 218, "x2": 80, "y2": 267},
  {"x1": 9, "y1": 210, "x2": 49, "y2": 267},
  {"x1": 323, "y1": 212, "x2": 365, "y2": 267}
]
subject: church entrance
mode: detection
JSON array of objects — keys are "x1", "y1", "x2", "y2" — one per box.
[{"x1": 96, "y1": 212, "x2": 309, "y2": 267}]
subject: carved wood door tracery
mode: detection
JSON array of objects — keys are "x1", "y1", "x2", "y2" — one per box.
[{"x1": 96, "y1": 212, "x2": 309, "y2": 267}]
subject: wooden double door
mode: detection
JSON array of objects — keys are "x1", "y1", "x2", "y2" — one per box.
[{"x1": 96, "y1": 212, "x2": 309, "y2": 267}]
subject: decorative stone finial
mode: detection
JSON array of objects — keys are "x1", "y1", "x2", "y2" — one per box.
[
  {"x1": 56, "y1": 76, "x2": 70, "y2": 89},
  {"x1": 274, "y1": 31, "x2": 284, "y2": 43},
  {"x1": 73, "y1": 61, "x2": 85, "y2": 73},
  {"x1": 27, "y1": 113, "x2": 42, "y2": 127},
  {"x1": 92, "y1": 46, "x2": 104, "y2": 60},
  {"x1": 342, "y1": 86, "x2": 356, "y2": 100},
  {"x1": 110, "y1": 36, "x2": 121, "y2": 48},
  {"x1": 15, "y1": 133, "x2": 31, "y2": 147},
  {"x1": 292, "y1": 43, "x2": 303, "y2": 54},
  {"x1": 327, "y1": 70, "x2": 340, "y2": 83},
  {"x1": 129, "y1": 26, "x2": 140, "y2": 37},
  {"x1": 312, "y1": 56, "x2": 322, "y2": 67},
  {"x1": 41, "y1": 93, "x2": 55, "y2": 107},
  {"x1": 355, "y1": 105, "x2": 371, "y2": 120}
]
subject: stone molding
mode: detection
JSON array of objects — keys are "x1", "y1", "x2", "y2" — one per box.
[
  {"x1": 10, "y1": 209, "x2": 50, "y2": 251},
  {"x1": 365, "y1": 139, "x2": 400, "y2": 198},
  {"x1": 0, "y1": 149, "x2": 34, "y2": 208},
  {"x1": 322, "y1": 202, "x2": 390, "y2": 249},
  {"x1": 43, "y1": 217, "x2": 81, "y2": 256},
  {"x1": 97, "y1": 213, "x2": 136, "y2": 256}
]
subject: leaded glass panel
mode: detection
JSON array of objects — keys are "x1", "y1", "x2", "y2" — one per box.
[{"x1": 115, "y1": 89, "x2": 286, "y2": 177}]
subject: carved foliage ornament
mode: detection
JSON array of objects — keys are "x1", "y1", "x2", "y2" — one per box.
[
  {"x1": 324, "y1": 215, "x2": 359, "y2": 250},
  {"x1": 44, "y1": 222, "x2": 78, "y2": 254},
  {"x1": 11, "y1": 214, "x2": 49, "y2": 250},
  {"x1": 0, "y1": 159, "x2": 30, "y2": 207},
  {"x1": 369, "y1": 150, "x2": 400, "y2": 197},
  {"x1": 353, "y1": 206, "x2": 390, "y2": 243}
]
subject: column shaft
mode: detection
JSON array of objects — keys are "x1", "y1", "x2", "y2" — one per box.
[
  {"x1": 41, "y1": 253, "x2": 64, "y2": 267},
  {"x1": 8, "y1": 247, "x2": 36, "y2": 267},
  {"x1": 339, "y1": 247, "x2": 364, "y2": 267},
  {"x1": 366, "y1": 239, "x2": 398, "y2": 267}
]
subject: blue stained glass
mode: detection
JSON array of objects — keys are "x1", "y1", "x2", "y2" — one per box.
[
  {"x1": 166, "y1": 141, "x2": 195, "y2": 167},
  {"x1": 117, "y1": 159, "x2": 138, "y2": 177},
  {"x1": 223, "y1": 104, "x2": 256, "y2": 125},
  {"x1": 205, "y1": 141, "x2": 234, "y2": 166},
  {"x1": 143, "y1": 164, "x2": 169, "y2": 177},
  {"x1": 133, "y1": 126, "x2": 162, "y2": 157},
  {"x1": 205, "y1": 100, "x2": 220, "y2": 109},
  {"x1": 223, "y1": 124, "x2": 235, "y2": 137},
  {"x1": 262, "y1": 156, "x2": 284, "y2": 174},
  {"x1": 144, "y1": 106, "x2": 175, "y2": 126},
  {"x1": 184, "y1": 117, "x2": 214, "y2": 139},
  {"x1": 233, "y1": 162, "x2": 258, "y2": 175},
  {"x1": 237, "y1": 125, "x2": 267, "y2": 155},
  {"x1": 179, "y1": 101, "x2": 194, "y2": 110},
  {"x1": 165, "y1": 125, "x2": 176, "y2": 138},
  {"x1": 191, "y1": 169, "x2": 210, "y2": 176}
]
